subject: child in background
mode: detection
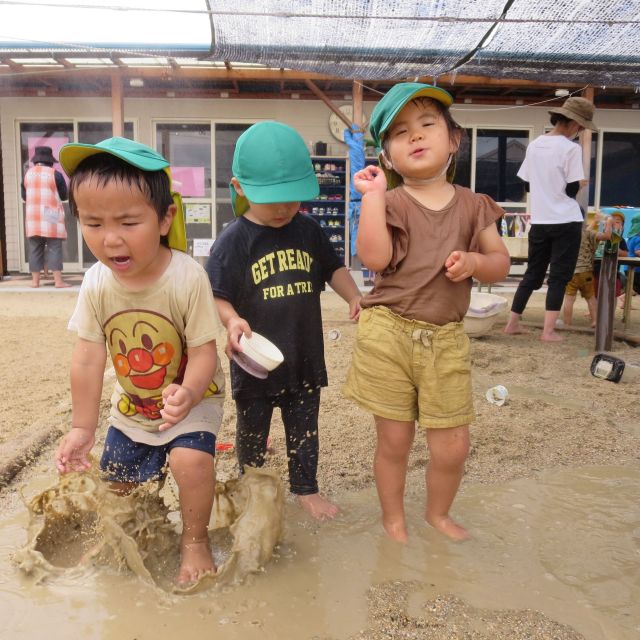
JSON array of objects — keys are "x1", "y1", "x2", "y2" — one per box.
[
  {"x1": 54, "y1": 138, "x2": 225, "y2": 585},
  {"x1": 561, "y1": 212, "x2": 613, "y2": 327},
  {"x1": 593, "y1": 210, "x2": 629, "y2": 305},
  {"x1": 206, "y1": 121, "x2": 361, "y2": 520},
  {"x1": 625, "y1": 213, "x2": 640, "y2": 295},
  {"x1": 343, "y1": 83, "x2": 510, "y2": 542}
]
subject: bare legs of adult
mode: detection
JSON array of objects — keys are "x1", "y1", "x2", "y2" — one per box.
[
  {"x1": 53, "y1": 270, "x2": 72, "y2": 288},
  {"x1": 30, "y1": 271, "x2": 40, "y2": 288},
  {"x1": 540, "y1": 309, "x2": 564, "y2": 341},
  {"x1": 503, "y1": 311, "x2": 529, "y2": 334}
]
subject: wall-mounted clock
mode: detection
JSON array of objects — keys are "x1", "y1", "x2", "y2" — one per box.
[{"x1": 328, "y1": 105, "x2": 354, "y2": 142}]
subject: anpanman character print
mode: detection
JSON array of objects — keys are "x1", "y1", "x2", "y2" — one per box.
[{"x1": 105, "y1": 309, "x2": 218, "y2": 421}]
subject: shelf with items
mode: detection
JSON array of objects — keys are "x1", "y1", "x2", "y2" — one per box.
[{"x1": 299, "y1": 155, "x2": 349, "y2": 265}]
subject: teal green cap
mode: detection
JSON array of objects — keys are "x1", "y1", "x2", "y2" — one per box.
[
  {"x1": 231, "y1": 121, "x2": 319, "y2": 216},
  {"x1": 59, "y1": 137, "x2": 187, "y2": 252},
  {"x1": 369, "y1": 82, "x2": 454, "y2": 148},
  {"x1": 59, "y1": 136, "x2": 169, "y2": 176}
]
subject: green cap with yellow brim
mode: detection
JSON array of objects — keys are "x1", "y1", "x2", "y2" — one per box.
[
  {"x1": 368, "y1": 82, "x2": 454, "y2": 148},
  {"x1": 59, "y1": 137, "x2": 187, "y2": 252},
  {"x1": 368, "y1": 83, "x2": 456, "y2": 188},
  {"x1": 230, "y1": 121, "x2": 319, "y2": 217}
]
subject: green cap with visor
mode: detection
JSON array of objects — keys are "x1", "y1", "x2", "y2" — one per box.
[
  {"x1": 59, "y1": 137, "x2": 187, "y2": 252},
  {"x1": 230, "y1": 121, "x2": 319, "y2": 216},
  {"x1": 368, "y1": 82, "x2": 456, "y2": 187}
]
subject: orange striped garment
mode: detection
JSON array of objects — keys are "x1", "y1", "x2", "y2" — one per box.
[{"x1": 24, "y1": 165, "x2": 66, "y2": 239}]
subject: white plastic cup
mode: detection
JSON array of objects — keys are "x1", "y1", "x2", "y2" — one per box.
[{"x1": 486, "y1": 385, "x2": 509, "y2": 406}]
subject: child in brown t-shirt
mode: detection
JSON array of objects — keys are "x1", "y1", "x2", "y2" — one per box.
[{"x1": 343, "y1": 83, "x2": 510, "y2": 543}]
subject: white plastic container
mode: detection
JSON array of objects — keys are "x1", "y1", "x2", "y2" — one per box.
[
  {"x1": 233, "y1": 332, "x2": 284, "y2": 379},
  {"x1": 239, "y1": 332, "x2": 284, "y2": 370},
  {"x1": 463, "y1": 292, "x2": 508, "y2": 338}
]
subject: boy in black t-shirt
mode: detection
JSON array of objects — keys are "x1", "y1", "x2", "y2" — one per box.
[{"x1": 206, "y1": 121, "x2": 361, "y2": 519}]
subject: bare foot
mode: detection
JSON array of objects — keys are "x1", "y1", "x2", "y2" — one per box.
[
  {"x1": 503, "y1": 321, "x2": 529, "y2": 335},
  {"x1": 297, "y1": 493, "x2": 339, "y2": 520},
  {"x1": 426, "y1": 515, "x2": 469, "y2": 541},
  {"x1": 54, "y1": 282, "x2": 72, "y2": 288},
  {"x1": 382, "y1": 519, "x2": 408, "y2": 543},
  {"x1": 30, "y1": 283, "x2": 40, "y2": 288},
  {"x1": 540, "y1": 331, "x2": 563, "y2": 342},
  {"x1": 177, "y1": 537, "x2": 215, "y2": 586}
]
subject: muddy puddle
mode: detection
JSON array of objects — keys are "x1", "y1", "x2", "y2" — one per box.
[{"x1": 0, "y1": 465, "x2": 639, "y2": 639}]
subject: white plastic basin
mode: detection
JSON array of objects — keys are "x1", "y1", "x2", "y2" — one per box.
[{"x1": 463, "y1": 292, "x2": 508, "y2": 338}]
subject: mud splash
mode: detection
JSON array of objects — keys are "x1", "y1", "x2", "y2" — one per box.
[{"x1": 14, "y1": 465, "x2": 284, "y2": 593}]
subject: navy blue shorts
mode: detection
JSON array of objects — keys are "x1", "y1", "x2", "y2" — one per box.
[{"x1": 100, "y1": 426, "x2": 216, "y2": 483}]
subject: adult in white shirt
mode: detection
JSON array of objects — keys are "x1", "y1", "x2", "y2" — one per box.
[{"x1": 504, "y1": 97, "x2": 597, "y2": 341}]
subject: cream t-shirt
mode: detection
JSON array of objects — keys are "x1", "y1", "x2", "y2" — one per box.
[{"x1": 69, "y1": 250, "x2": 225, "y2": 445}]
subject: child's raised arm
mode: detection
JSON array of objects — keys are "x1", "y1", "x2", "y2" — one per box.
[
  {"x1": 55, "y1": 338, "x2": 107, "y2": 473},
  {"x1": 444, "y1": 224, "x2": 510, "y2": 284},
  {"x1": 353, "y1": 165, "x2": 393, "y2": 272}
]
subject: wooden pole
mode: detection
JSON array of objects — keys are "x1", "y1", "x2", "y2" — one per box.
[
  {"x1": 595, "y1": 252, "x2": 618, "y2": 352},
  {"x1": 304, "y1": 79, "x2": 354, "y2": 129},
  {"x1": 352, "y1": 80, "x2": 363, "y2": 129},
  {"x1": 111, "y1": 72, "x2": 124, "y2": 138},
  {"x1": 577, "y1": 86, "x2": 594, "y2": 214}
]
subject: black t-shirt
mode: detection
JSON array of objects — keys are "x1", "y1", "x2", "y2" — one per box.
[{"x1": 206, "y1": 214, "x2": 344, "y2": 399}]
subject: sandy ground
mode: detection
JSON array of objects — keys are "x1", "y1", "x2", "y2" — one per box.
[{"x1": 1, "y1": 286, "x2": 639, "y2": 638}]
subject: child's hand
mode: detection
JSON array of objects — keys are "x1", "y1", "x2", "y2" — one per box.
[
  {"x1": 158, "y1": 384, "x2": 196, "y2": 431},
  {"x1": 55, "y1": 427, "x2": 95, "y2": 474},
  {"x1": 353, "y1": 165, "x2": 387, "y2": 196},
  {"x1": 225, "y1": 316, "x2": 252, "y2": 360},
  {"x1": 444, "y1": 251, "x2": 477, "y2": 282},
  {"x1": 349, "y1": 295, "x2": 362, "y2": 321}
]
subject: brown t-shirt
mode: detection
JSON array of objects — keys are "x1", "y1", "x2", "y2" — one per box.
[{"x1": 361, "y1": 186, "x2": 504, "y2": 325}]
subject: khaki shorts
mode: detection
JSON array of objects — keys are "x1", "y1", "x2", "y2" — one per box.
[
  {"x1": 343, "y1": 306, "x2": 474, "y2": 428},
  {"x1": 565, "y1": 271, "x2": 595, "y2": 299}
]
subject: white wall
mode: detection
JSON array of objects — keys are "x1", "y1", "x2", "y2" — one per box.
[{"x1": 2, "y1": 95, "x2": 640, "y2": 271}]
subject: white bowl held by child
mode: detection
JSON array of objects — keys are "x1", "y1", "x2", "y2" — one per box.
[{"x1": 232, "y1": 332, "x2": 285, "y2": 379}]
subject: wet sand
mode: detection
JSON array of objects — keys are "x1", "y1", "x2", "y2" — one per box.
[{"x1": 1, "y1": 287, "x2": 639, "y2": 638}]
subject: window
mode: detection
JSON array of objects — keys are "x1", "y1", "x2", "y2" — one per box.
[
  {"x1": 214, "y1": 123, "x2": 251, "y2": 234},
  {"x1": 475, "y1": 129, "x2": 528, "y2": 203},
  {"x1": 452, "y1": 128, "x2": 472, "y2": 188},
  {"x1": 78, "y1": 121, "x2": 134, "y2": 144},
  {"x1": 156, "y1": 123, "x2": 212, "y2": 244},
  {"x1": 600, "y1": 132, "x2": 640, "y2": 207}
]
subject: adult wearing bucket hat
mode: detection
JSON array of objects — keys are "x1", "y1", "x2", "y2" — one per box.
[
  {"x1": 206, "y1": 120, "x2": 362, "y2": 520},
  {"x1": 505, "y1": 95, "x2": 597, "y2": 342},
  {"x1": 22, "y1": 145, "x2": 70, "y2": 288},
  {"x1": 59, "y1": 137, "x2": 186, "y2": 252}
]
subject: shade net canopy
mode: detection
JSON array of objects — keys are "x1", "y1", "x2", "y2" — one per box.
[
  {"x1": 0, "y1": 0, "x2": 639, "y2": 87},
  {"x1": 207, "y1": 0, "x2": 640, "y2": 87}
]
